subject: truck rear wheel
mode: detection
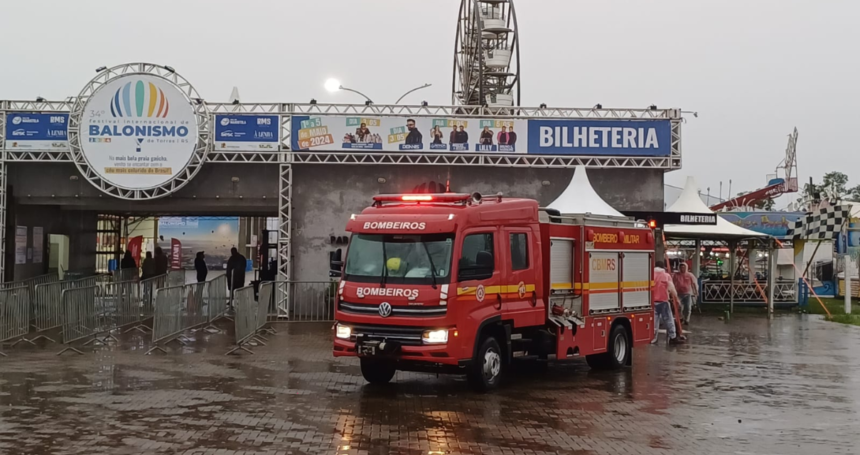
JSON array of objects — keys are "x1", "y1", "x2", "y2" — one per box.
[
  {"x1": 360, "y1": 358, "x2": 396, "y2": 384},
  {"x1": 586, "y1": 325, "x2": 630, "y2": 370},
  {"x1": 468, "y1": 336, "x2": 503, "y2": 392}
]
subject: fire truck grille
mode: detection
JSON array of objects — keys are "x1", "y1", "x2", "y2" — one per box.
[
  {"x1": 348, "y1": 323, "x2": 426, "y2": 346},
  {"x1": 339, "y1": 301, "x2": 447, "y2": 318}
]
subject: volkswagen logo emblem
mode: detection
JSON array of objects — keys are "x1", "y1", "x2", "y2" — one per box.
[{"x1": 378, "y1": 302, "x2": 393, "y2": 318}]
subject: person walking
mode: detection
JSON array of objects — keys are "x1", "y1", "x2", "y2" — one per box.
[
  {"x1": 195, "y1": 251, "x2": 208, "y2": 283},
  {"x1": 154, "y1": 247, "x2": 168, "y2": 276},
  {"x1": 653, "y1": 260, "x2": 685, "y2": 345},
  {"x1": 225, "y1": 247, "x2": 247, "y2": 293},
  {"x1": 119, "y1": 250, "x2": 138, "y2": 281},
  {"x1": 141, "y1": 251, "x2": 156, "y2": 280},
  {"x1": 673, "y1": 262, "x2": 698, "y2": 325}
]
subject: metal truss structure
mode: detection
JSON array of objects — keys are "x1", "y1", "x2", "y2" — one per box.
[
  {"x1": 1, "y1": 101, "x2": 682, "y2": 168},
  {"x1": 277, "y1": 163, "x2": 292, "y2": 318},
  {"x1": 1, "y1": 96, "x2": 683, "y2": 308}
]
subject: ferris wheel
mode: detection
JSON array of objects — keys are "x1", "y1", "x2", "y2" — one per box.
[{"x1": 452, "y1": 0, "x2": 521, "y2": 107}]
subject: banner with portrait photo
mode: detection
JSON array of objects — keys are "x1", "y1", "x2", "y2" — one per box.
[{"x1": 291, "y1": 115, "x2": 527, "y2": 153}]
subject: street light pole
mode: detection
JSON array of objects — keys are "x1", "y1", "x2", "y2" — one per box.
[
  {"x1": 395, "y1": 83, "x2": 432, "y2": 104},
  {"x1": 338, "y1": 85, "x2": 373, "y2": 104}
]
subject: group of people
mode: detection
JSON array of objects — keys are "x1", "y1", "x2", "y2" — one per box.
[
  {"x1": 119, "y1": 247, "x2": 248, "y2": 292},
  {"x1": 343, "y1": 123, "x2": 383, "y2": 145},
  {"x1": 652, "y1": 261, "x2": 699, "y2": 345},
  {"x1": 120, "y1": 247, "x2": 168, "y2": 280},
  {"x1": 478, "y1": 125, "x2": 518, "y2": 146}
]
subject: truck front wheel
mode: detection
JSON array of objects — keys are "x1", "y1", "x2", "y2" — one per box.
[
  {"x1": 360, "y1": 358, "x2": 396, "y2": 384},
  {"x1": 467, "y1": 337, "x2": 503, "y2": 392},
  {"x1": 586, "y1": 325, "x2": 630, "y2": 370}
]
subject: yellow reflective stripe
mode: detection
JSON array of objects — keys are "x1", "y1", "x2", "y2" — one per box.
[
  {"x1": 458, "y1": 284, "x2": 536, "y2": 295},
  {"x1": 553, "y1": 282, "x2": 573, "y2": 290}
]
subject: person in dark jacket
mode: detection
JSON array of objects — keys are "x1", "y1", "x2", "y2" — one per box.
[
  {"x1": 120, "y1": 250, "x2": 137, "y2": 270},
  {"x1": 453, "y1": 125, "x2": 468, "y2": 144},
  {"x1": 195, "y1": 251, "x2": 208, "y2": 283},
  {"x1": 141, "y1": 252, "x2": 156, "y2": 280},
  {"x1": 404, "y1": 118, "x2": 422, "y2": 145},
  {"x1": 225, "y1": 247, "x2": 247, "y2": 292},
  {"x1": 154, "y1": 247, "x2": 169, "y2": 276}
]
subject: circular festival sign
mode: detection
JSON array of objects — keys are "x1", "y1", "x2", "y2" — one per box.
[{"x1": 68, "y1": 63, "x2": 210, "y2": 199}]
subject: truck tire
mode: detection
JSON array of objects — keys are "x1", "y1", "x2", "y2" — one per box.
[
  {"x1": 360, "y1": 359, "x2": 396, "y2": 384},
  {"x1": 586, "y1": 325, "x2": 630, "y2": 370},
  {"x1": 468, "y1": 336, "x2": 503, "y2": 392}
]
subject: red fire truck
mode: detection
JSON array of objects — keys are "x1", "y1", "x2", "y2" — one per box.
[{"x1": 332, "y1": 192, "x2": 656, "y2": 391}]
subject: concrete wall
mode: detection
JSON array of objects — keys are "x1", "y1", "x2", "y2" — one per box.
[
  {"x1": 291, "y1": 165, "x2": 664, "y2": 281},
  {"x1": 7, "y1": 204, "x2": 97, "y2": 280},
  {"x1": 6, "y1": 162, "x2": 664, "y2": 282}
]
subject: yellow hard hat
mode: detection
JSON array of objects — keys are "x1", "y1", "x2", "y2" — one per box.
[{"x1": 386, "y1": 257, "x2": 402, "y2": 272}]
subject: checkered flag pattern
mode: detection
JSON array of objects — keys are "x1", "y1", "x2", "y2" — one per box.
[{"x1": 789, "y1": 205, "x2": 850, "y2": 239}]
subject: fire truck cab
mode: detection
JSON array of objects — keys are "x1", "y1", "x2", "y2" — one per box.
[{"x1": 332, "y1": 190, "x2": 655, "y2": 392}]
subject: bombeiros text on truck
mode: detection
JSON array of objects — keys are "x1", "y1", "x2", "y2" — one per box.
[{"x1": 331, "y1": 190, "x2": 656, "y2": 392}]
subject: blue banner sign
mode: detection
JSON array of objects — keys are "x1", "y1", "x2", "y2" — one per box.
[
  {"x1": 719, "y1": 212, "x2": 805, "y2": 238},
  {"x1": 214, "y1": 114, "x2": 279, "y2": 151},
  {"x1": 4, "y1": 113, "x2": 69, "y2": 150},
  {"x1": 526, "y1": 119, "x2": 671, "y2": 156}
]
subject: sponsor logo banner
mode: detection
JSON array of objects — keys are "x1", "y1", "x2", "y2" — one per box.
[
  {"x1": 214, "y1": 114, "x2": 279, "y2": 151},
  {"x1": 4, "y1": 113, "x2": 69, "y2": 150}
]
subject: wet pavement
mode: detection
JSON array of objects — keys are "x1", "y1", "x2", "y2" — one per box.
[{"x1": 1, "y1": 314, "x2": 859, "y2": 455}]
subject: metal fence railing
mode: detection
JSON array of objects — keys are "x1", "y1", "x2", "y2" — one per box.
[
  {"x1": 140, "y1": 274, "x2": 168, "y2": 324},
  {"x1": 701, "y1": 279, "x2": 799, "y2": 305},
  {"x1": 145, "y1": 279, "x2": 223, "y2": 355},
  {"x1": 203, "y1": 275, "x2": 230, "y2": 332},
  {"x1": 0, "y1": 286, "x2": 31, "y2": 356},
  {"x1": 57, "y1": 286, "x2": 100, "y2": 356},
  {"x1": 147, "y1": 285, "x2": 184, "y2": 354},
  {"x1": 280, "y1": 281, "x2": 337, "y2": 322},
  {"x1": 227, "y1": 286, "x2": 259, "y2": 355},
  {"x1": 257, "y1": 282, "x2": 276, "y2": 335}
]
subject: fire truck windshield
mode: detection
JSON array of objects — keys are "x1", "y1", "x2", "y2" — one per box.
[{"x1": 344, "y1": 234, "x2": 454, "y2": 285}]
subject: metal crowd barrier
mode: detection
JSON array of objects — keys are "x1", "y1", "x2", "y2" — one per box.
[
  {"x1": 146, "y1": 281, "x2": 210, "y2": 355},
  {"x1": 57, "y1": 286, "x2": 100, "y2": 355},
  {"x1": 227, "y1": 286, "x2": 258, "y2": 355},
  {"x1": 167, "y1": 271, "x2": 186, "y2": 287},
  {"x1": 281, "y1": 281, "x2": 337, "y2": 322},
  {"x1": 146, "y1": 285, "x2": 184, "y2": 354},
  {"x1": 257, "y1": 282, "x2": 276, "y2": 335},
  {"x1": 140, "y1": 274, "x2": 168, "y2": 323},
  {"x1": 115, "y1": 268, "x2": 140, "y2": 283},
  {"x1": 102, "y1": 280, "x2": 143, "y2": 331},
  {"x1": 203, "y1": 275, "x2": 230, "y2": 332},
  {"x1": 0, "y1": 286, "x2": 30, "y2": 356},
  {"x1": 32, "y1": 277, "x2": 97, "y2": 342}
]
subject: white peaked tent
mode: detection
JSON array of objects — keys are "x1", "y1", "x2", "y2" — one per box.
[
  {"x1": 665, "y1": 177, "x2": 780, "y2": 313},
  {"x1": 548, "y1": 166, "x2": 623, "y2": 216},
  {"x1": 664, "y1": 177, "x2": 767, "y2": 240}
]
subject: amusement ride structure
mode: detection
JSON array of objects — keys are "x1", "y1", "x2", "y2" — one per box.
[
  {"x1": 453, "y1": 0, "x2": 521, "y2": 107},
  {"x1": 710, "y1": 128, "x2": 799, "y2": 211}
]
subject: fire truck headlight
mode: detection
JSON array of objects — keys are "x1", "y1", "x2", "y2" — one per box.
[
  {"x1": 335, "y1": 324, "x2": 352, "y2": 339},
  {"x1": 422, "y1": 329, "x2": 449, "y2": 344}
]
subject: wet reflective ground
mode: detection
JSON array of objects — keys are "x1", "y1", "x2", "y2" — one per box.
[{"x1": 1, "y1": 315, "x2": 859, "y2": 454}]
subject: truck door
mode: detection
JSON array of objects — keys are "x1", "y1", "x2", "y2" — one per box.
[
  {"x1": 456, "y1": 229, "x2": 502, "y2": 324},
  {"x1": 502, "y1": 227, "x2": 539, "y2": 326}
]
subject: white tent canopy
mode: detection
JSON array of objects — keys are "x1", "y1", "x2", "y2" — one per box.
[
  {"x1": 664, "y1": 177, "x2": 768, "y2": 240},
  {"x1": 547, "y1": 166, "x2": 623, "y2": 217}
]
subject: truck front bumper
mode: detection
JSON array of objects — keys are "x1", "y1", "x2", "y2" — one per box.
[{"x1": 334, "y1": 338, "x2": 465, "y2": 366}]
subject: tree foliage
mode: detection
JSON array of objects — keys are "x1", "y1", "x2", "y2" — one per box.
[{"x1": 800, "y1": 171, "x2": 859, "y2": 203}]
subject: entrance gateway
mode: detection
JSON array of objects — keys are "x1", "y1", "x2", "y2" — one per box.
[{"x1": 0, "y1": 62, "x2": 683, "y2": 316}]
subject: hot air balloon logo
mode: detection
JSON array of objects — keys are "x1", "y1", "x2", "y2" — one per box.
[{"x1": 110, "y1": 80, "x2": 170, "y2": 118}]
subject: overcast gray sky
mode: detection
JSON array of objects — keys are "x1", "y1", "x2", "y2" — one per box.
[{"x1": 3, "y1": 0, "x2": 858, "y2": 206}]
